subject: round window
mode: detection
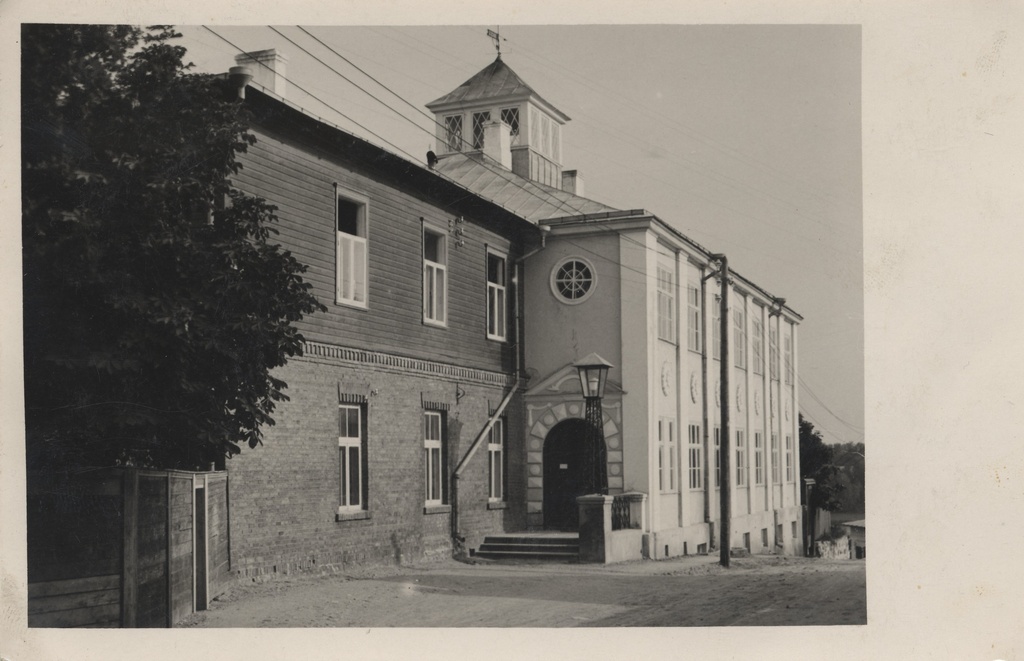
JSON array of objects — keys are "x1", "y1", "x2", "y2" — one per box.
[{"x1": 550, "y1": 257, "x2": 596, "y2": 304}]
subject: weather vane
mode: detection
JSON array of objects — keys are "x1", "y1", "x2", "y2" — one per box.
[{"x1": 487, "y1": 27, "x2": 506, "y2": 56}]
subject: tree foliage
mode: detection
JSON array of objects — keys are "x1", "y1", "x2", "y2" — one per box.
[
  {"x1": 798, "y1": 415, "x2": 845, "y2": 512},
  {"x1": 22, "y1": 25, "x2": 325, "y2": 470}
]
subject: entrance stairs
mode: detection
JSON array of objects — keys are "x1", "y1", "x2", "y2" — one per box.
[{"x1": 473, "y1": 532, "x2": 579, "y2": 561}]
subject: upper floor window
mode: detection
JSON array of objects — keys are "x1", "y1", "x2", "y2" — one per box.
[
  {"x1": 488, "y1": 417, "x2": 506, "y2": 502},
  {"x1": 784, "y1": 329, "x2": 793, "y2": 385},
  {"x1": 487, "y1": 251, "x2": 507, "y2": 341},
  {"x1": 733, "y1": 307, "x2": 747, "y2": 370},
  {"x1": 423, "y1": 228, "x2": 447, "y2": 326},
  {"x1": 500, "y1": 107, "x2": 520, "y2": 146},
  {"x1": 336, "y1": 191, "x2": 368, "y2": 308},
  {"x1": 445, "y1": 114, "x2": 463, "y2": 152},
  {"x1": 769, "y1": 325, "x2": 779, "y2": 381},
  {"x1": 712, "y1": 302, "x2": 721, "y2": 361},
  {"x1": 424, "y1": 411, "x2": 447, "y2": 506},
  {"x1": 551, "y1": 257, "x2": 595, "y2": 304},
  {"x1": 472, "y1": 111, "x2": 490, "y2": 150},
  {"x1": 687, "y1": 285, "x2": 701, "y2": 353},
  {"x1": 752, "y1": 316, "x2": 764, "y2": 376},
  {"x1": 656, "y1": 266, "x2": 675, "y2": 343}
]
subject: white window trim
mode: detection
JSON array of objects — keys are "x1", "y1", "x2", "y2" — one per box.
[
  {"x1": 656, "y1": 265, "x2": 676, "y2": 344},
  {"x1": 785, "y1": 434, "x2": 794, "y2": 483},
  {"x1": 335, "y1": 186, "x2": 369, "y2": 309},
  {"x1": 734, "y1": 307, "x2": 747, "y2": 370},
  {"x1": 550, "y1": 256, "x2": 597, "y2": 305},
  {"x1": 736, "y1": 429, "x2": 747, "y2": 487},
  {"x1": 687, "y1": 284, "x2": 701, "y2": 353},
  {"x1": 423, "y1": 225, "x2": 448, "y2": 327},
  {"x1": 658, "y1": 418, "x2": 677, "y2": 493},
  {"x1": 771, "y1": 432, "x2": 780, "y2": 484},
  {"x1": 424, "y1": 411, "x2": 445, "y2": 506},
  {"x1": 487, "y1": 417, "x2": 505, "y2": 502},
  {"x1": 486, "y1": 248, "x2": 508, "y2": 342},
  {"x1": 444, "y1": 114, "x2": 463, "y2": 152},
  {"x1": 337, "y1": 405, "x2": 364, "y2": 514},
  {"x1": 754, "y1": 431, "x2": 764, "y2": 486},
  {"x1": 688, "y1": 423, "x2": 703, "y2": 491},
  {"x1": 752, "y1": 316, "x2": 764, "y2": 376}
]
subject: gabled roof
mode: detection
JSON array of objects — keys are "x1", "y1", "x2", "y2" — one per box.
[
  {"x1": 426, "y1": 55, "x2": 570, "y2": 122},
  {"x1": 432, "y1": 153, "x2": 617, "y2": 223}
]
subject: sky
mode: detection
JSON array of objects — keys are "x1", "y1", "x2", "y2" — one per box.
[{"x1": 175, "y1": 24, "x2": 864, "y2": 446}]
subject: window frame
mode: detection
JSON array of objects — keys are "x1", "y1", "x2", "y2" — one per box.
[
  {"x1": 424, "y1": 411, "x2": 447, "y2": 506},
  {"x1": 337, "y1": 404, "x2": 367, "y2": 515},
  {"x1": 752, "y1": 315, "x2": 764, "y2": 376},
  {"x1": 472, "y1": 111, "x2": 490, "y2": 150},
  {"x1": 712, "y1": 302, "x2": 721, "y2": 361},
  {"x1": 733, "y1": 306, "x2": 747, "y2": 370},
  {"x1": 754, "y1": 431, "x2": 764, "y2": 486},
  {"x1": 688, "y1": 423, "x2": 703, "y2": 490},
  {"x1": 784, "y1": 328, "x2": 794, "y2": 385},
  {"x1": 687, "y1": 284, "x2": 701, "y2": 353},
  {"x1": 550, "y1": 256, "x2": 597, "y2": 305},
  {"x1": 335, "y1": 187, "x2": 369, "y2": 309},
  {"x1": 714, "y1": 426, "x2": 721, "y2": 489},
  {"x1": 785, "y1": 433, "x2": 794, "y2": 483},
  {"x1": 771, "y1": 432, "x2": 780, "y2": 484},
  {"x1": 486, "y1": 248, "x2": 508, "y2": 341},
  {"x1": 736, "y1": 429, "x2": 747, "y2": 487},
  {"x1": 658, "y1": 417, "x2": 677, "y2": 493},
  {"x1": 423, "y1": 225, "x2": 448, "y2": 327},
  {"x1": 656, "y1": 264, "x2": 676, "y2": 343},
  {"x1": 444, "y1": 114, "x2": 464, "y2": 152},
  {"x1": 500, "y1": 106, "x2": 520, "y2": 146},
  {"x1": 487, "y1": 417, "x2": 506, "y2": 502},
  {"x1": 769, "y1": 325, "x2": 779, "y2": 381}
]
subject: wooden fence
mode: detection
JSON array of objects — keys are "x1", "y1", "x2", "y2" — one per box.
[{"x1": 27, "y1": 468, "x2": 230, "y2": 627}]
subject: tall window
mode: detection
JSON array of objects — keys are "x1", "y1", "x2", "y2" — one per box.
[
  {"x1": 784, "y1": 329, "x2": 793, "y2": 385},
  {"x1": 658, "y1": 418, "x2": 676, "y2": 492},
  {"x1": 500, "y1": 107, "x2": 520, "y2": 146},
  {"x1": 769, "y1": 325, "x2": 779, "y2": 380},
  {"x1": 424, "y1": 411, "x2": 446, "y2": 505},
  {"x1": 771, "y1": 433, "x2": 780, "y2": 483},
  {"x1": 488, "y1": 418, "x2": 505, "y2": 501},
  {"x1": 785, "y1": 434, "x2": 794, "y2": 482},
  {"x1": 486, "y1": 251, "x2": 507, "y2": 341},
  {"x1": 472, "y1": 111, "x2": 490, "y2": 150},
  {"x1": 688, "y1": 424, "x2": 702, "y2": 490},
  {"x1": 686, "y1": 285, "x2": 701, "y2": 352},
  {"x1": 712, "y1": 303, "x2": 721, "y2": 360},
  {"x1": 423, "y1": 229, "x2": 447, "y2": 325},
  {"x1": 445, "y1": 114, "x2": 463, "y2": 152},
  {"x1": 657, "y1": 266, "x2": 675, "y2": 343},
  {"x1": 752, "y1": 316, "x2": 764, "y2": 376},
  {"x1": 338, "y1": 405, "x2": 366, "y2": 512},
  {"x1": 754, "y1": 431, "x2": 764, "y2": 485},
  {"x1": 336, "y1": 193, "x2": 368, "y2": 307},
  {"x1": 736, "y1": 430, "x2": 747, "y2": 487},
  {"x1": 714, "y1": 427, "x2": 721, "y2": 488},
  {"x1": 733, "y1": 307, "x2": 746, "y2": 369}
]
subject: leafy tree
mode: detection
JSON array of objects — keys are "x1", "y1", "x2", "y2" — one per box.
[
  {"x1": 832, "y1": 442, "x2": 865, "y2": 514},
  {"x1": 22, "y1": 25, "x2": 325, "y2": 470},
  {"x1": 798, "y1": 415, "x2": 845, "y2": 512}
]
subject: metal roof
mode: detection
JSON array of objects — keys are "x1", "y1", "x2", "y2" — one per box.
[
  {"x1": 432, "y1": 153, "x2": 618, "y2": 223},
  {"x1": 425, "y1": 55, "x2": 569, "y2": 121}
]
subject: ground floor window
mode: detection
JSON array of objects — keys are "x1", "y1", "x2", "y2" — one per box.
[
  {"x1": 338, "y1": 405, "x2": 366, "y2": 512},
  {"x1": 735, "y1": 430, "x2": 747, "y2": 487},
  {"x1": 771, "y1": 433, "x2": 780, "y2": 483},
  {"x1": 714, "y1": 427, "x2": 721, "y2": 488},
  {"x1": 488, "y1": 417, "x2": 506, "y2": 501},
  {"x1": 658, "y1": 418, "x2": 676, "y2": 492},
  {"x1": 785, "y1": 434, "x2": 794, "y2": 482},
  {"x1": 424, "y1": 411, "x2": 447, "y2": 505},
  {"x1": 688, "y1": 424, "x2": 702, "y2": 490},
  {"x1": 754, "y1": 431, "x2": 764, "y2": 485}
]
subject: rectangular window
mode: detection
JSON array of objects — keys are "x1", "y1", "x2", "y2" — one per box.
[
  {"x1": 784, "y1": 329, "x2": 793, "y2": 385},
  {"x1": 754, "y1": 431, "x2": 764, "y2": 485},
  {"x1": 733, "y1": 307, "x2": 746, "y2": 370},
  {"x1": 785, "y1": 434, "x2": 794, "y2": 482},
  {"x1": 658, "y1": 418, "x2": 676, "y2": 492},
  {"x1": 752, "y1": 316, "x2": 764, "y2": 376},
  {"x1": 769, "y1": 325, "x2": 779, "y2": 381},
  {"x1": 472, "y1": 111, "x2": 490, "y2": 150},
  {"x1": 424, "y1": 411, "x2": 446, "y2": 505},
  {"x1": 736, "y1": 430, "x2": 747, "y2": 487},
  {"x1": 688, "y1": 424, "x2": 702, "y2": 490},
  {"x1": 657, "y1": 266, "x2": 675, "y2": 343},
  {"x1": 487, "y1": 418, "x2": 505, "y2": 501},
  {"x1": 712, "y1": 303, "x2": 721, "y2": 360},
  {"x1": 423, "y1": 228, "x2": 447, "y2": 326},
  {"x1": 445, "y1": 114, "x2": 463, "y2": 152},
  {"x1": 338, "y1": 405, "x2": 366, "y2": 512},
  {"x1": 486, "y1": 251, "x2": 507, "y2": 341},
  {"x1": 336, "y1": 193, "x2": 368, "y2": 307},
  {"x1": 687, "y1": 285, "x2": 701, "y2": 352},
  {"x1": 771, "y1": 433, "x2": 780, "y2": 483},
  {"x1": 500, "y1": 107, "x2": 520, "y2": 146},
  {"x1": 714, "y1": 427, "x2": 721, "y2": 489}
]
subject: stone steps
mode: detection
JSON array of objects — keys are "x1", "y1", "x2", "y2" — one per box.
[{"x1": 474, "y1": 533, "x2": 580, "y2": 560}]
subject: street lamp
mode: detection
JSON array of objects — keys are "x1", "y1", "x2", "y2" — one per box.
[{"x1": 574, "y1": 353, "x2": 613, "y2": 496}]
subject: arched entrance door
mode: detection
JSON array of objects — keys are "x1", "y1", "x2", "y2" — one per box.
[{"x1": 543, "y1": 418, "x2": 589, "y2": 530}]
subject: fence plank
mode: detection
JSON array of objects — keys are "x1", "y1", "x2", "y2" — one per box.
[{"x1": 28, "y1": 575, "x2": 120, "y2": 599}]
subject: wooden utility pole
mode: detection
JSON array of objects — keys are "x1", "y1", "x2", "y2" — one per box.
[{"x1": 714, "y1": 254, "x2": 731, "y2": 568}]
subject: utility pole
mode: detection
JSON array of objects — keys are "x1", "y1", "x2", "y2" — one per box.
[{"x1": 712, "y1": 254, "x2": 731, "y2": 568}]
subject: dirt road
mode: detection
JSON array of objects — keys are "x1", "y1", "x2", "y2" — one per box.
[{"x1": 182, "y1": 554, "x2": 866, "y2": 628}]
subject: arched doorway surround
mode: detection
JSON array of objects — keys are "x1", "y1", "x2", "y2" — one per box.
[{"x1": 542, "y1": 419, "x2": 589, "y2": 530}]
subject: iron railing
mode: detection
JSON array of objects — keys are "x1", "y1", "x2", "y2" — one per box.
[{"x1": 611, "y1": 495, "x2": 631, "y2": 531}]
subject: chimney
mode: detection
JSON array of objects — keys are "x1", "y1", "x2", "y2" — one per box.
[
  {"x1": 481, "y1": 120, "x2": 512, "y2": 169},
  {"x1": 234, "y1": 49, "x2": 288, "y2": 98},
  {"x1": 561, "y1": 170, "x2": 584, "y2": 197}
]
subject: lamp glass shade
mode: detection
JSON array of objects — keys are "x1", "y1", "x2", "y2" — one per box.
[{"x1": 573, "y1": 353, "x2": 612, "y2": 399}]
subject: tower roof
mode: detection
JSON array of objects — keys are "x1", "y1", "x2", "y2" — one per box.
[{"x1": 426, "y1": 55, "x2": 570, "y2": 122}]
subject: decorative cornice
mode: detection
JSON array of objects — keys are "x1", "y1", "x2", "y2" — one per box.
[{"x1": 301, "y1": 340, "x2": 518, "y2": 388}]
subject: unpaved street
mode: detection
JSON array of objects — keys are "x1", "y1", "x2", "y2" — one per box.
[{"x1": 183, "y1": 554, "x2": 865, "y2": 628}]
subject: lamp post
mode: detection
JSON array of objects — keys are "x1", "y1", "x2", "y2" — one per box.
[
  {"x1": 574, "y1": 353, "x2": 613, "y2": 496},
  {"x1": 803, "y1": 477, "x2": 816, "y2": 556}
]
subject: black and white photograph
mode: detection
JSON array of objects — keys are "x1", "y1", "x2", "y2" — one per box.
[{"x1": 2, "y1": 3, "x2": 1022, "y2": 660}]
